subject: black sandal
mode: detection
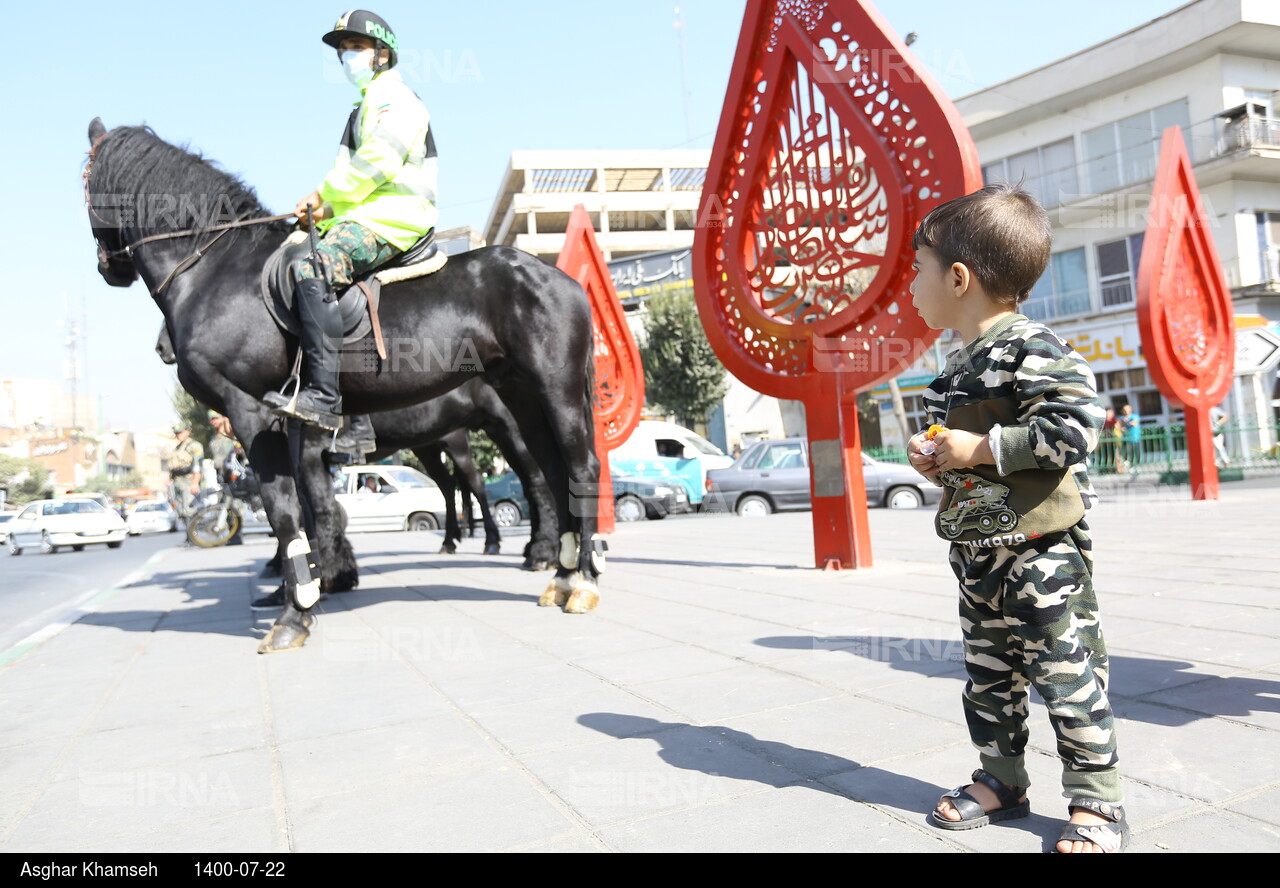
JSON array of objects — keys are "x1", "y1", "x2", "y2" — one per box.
[
  {"x1": 930, "y1": 769, "x2": 1030, "y2": 831},
  {"x1": 1055, "y1": 797, "x2": 1129, "y2": 853}
]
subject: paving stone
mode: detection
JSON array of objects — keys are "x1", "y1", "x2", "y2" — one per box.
[
  {"x1": 5, "y1": 750, "x2": 274, "y2": 851},
  {"x1": 631, "y1": 664, "x2": 837, "y2": 723},
  {"x1": 597, "y1": 782, "x2": 950, "y2": 853},
  {"x1": 288, "y1": 765, "x2": 576, "y2": 852},
  {"x1": 276, "y1": 714, "x2": 508, "y2": 800}
]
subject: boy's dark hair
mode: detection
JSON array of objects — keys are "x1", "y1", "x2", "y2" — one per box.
[{"x1": 911, "y1": 183, "x2": 1051, "y2": 305}]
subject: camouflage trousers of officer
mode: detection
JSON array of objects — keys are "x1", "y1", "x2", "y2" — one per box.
[
  {"x1": 294, "y1": 220, "x2": 400, "y2": 289},
  {"x1": 948, "y1": 518, "x2": 1122, "y2": 803}
]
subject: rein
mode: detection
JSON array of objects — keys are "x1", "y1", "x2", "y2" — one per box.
[{"x1": 84, "y1": 133, "x2": 296, "y2": 296}]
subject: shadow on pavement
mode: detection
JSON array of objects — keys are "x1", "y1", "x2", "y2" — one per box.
[{"x1": 577, "y1": 712, "x2": 1063, "y2": 841}]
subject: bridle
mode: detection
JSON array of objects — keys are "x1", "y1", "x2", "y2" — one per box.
[{"x1": 84, "y1": 133, "x2": 295, "y2": 296}]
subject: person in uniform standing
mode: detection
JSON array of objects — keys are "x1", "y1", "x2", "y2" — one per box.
[{"x1": 169, "y1": 421, "x2": 204, "y2": 522}]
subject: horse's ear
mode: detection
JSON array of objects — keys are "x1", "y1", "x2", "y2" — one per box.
[{"x1": 88, "y1": 117, "x2": 106, "y2": 144}]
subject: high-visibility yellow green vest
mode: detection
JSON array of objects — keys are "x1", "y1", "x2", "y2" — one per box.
[{"x1": 317, "y1": 69, "x2": 438, "y2": 251}]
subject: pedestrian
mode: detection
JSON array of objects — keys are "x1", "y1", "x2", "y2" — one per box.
[
  {"x1": 1118, "y1": 403, "x2": 1142, "y2": 474},
  {"x1": 1210, "y1": 402, "x2": 1231, "y2": 468},
  {"x1": 1100, "y1": 407, "x2": 1118, "y2": 474},
  {"x1": 906, "y1": 183, "x2": 1127, "y2": 853},
  {"x1": 264, "y1": 8, "x2": 436, "y2": 456},
  {"x1": 169, "y1": 422, "x2": 204, "y2": 523}
]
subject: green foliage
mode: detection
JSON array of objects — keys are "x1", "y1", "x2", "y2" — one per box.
[
  {"x1": 640, "y1": 288, "x2": 729, "y2": 427},
  {"x1": 468, "y1": 430, "x2": 501, "y2": 476},
  {"x1": 0, "y1": 454, "x2": 53, "y2": 507},
  {"x1": 171, "y1": 385, "x2": 215, "y2": 451},
  {"x1": 395, "y1": 449, "x2": 425, "y2": 472}
]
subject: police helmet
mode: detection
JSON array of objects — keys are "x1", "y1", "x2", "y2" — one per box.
[{"x1": 322, "y1": 10, "x2": 398, "y2": 70}]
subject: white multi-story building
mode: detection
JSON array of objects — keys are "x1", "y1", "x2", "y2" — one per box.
[
  {"x1": 483, "y1": 149, "x2": 802, "y2": 449},
  {"x1": 874, "y1": 0, "x2": 1280, "y2": 458},
  {"x1": 483, "y1": 149, "x2": 709, "y2": 263}
]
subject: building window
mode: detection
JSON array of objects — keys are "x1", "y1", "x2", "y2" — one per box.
[
  {"x1": 981, "y1": 137, "x2": 1078, "y2": 208},
  {"x1": 1095, "y1": 233, "x2": 1145, "y2": 309},
  {"x1": 1257, "y1": 212, "x2": 1280, "y2": 283},
  {"x1": 1024, "y1": 248, "x2": 1090, "y2": 320},
  {"x1": 1084, "y1": 100, "x2": 1190, "y2": 193}
]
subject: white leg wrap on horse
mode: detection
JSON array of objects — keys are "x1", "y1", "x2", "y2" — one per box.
[
  {"x1": 559, "y1": 532, "x2": 581, "y2": 570},
  {"x1": 589, "y1": 533, "x2": 607, "y2": 574},
  {"x1": 288, "y1": 533, "x2": 321, "y2": 609}
]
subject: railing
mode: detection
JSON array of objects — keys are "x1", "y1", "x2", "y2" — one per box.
[
  {"x1": 1091, "y1": 422, "x2": 1280, "y2": 475},
  {"x1": 994, "y1": 116, "x2": 1278, "y2": 211},
  {"x1": 869, "y1": 423, "x2": 1280, "y2": 476}
]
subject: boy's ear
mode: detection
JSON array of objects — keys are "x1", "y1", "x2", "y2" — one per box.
[{"x1": 948, "y1": 261, "x2": 973, "y2": 298}]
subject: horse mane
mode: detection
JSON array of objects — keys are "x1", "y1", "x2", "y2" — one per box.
[{"x1": 93, "y1": 125, "x2": 293, "y2": 243}]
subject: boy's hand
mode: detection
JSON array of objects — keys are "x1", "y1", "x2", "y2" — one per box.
[
  {"x1": 931, "y1": 429, "x2": 993, "y2": 473},
  {"x1": 906, "y1": 432, "x2": 941, "y2": 479}
]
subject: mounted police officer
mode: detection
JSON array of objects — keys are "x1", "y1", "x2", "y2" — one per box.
[
  {"x1": 265, "y1": 9, "x2": 438, "y2": 450},
  {"x1": 169, "y1": 421, "x2": 204, "y2": 522}
]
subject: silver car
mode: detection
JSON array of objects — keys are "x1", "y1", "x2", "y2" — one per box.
[{"x1": 705, "y1": 437, "x2": 944, "y2": 516}]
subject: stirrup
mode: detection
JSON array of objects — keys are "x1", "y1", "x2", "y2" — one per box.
[{"x1": 262, "y1": 373, "x2": 301, "y2": 411}]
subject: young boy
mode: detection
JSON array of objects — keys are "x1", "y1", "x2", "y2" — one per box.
[{"x1": 906, "y1": 184, "x2": 1127, "y2": 853}]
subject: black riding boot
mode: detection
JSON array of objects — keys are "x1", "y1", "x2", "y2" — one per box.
[
  {"x1": 333, "y1": 414, "x2": 377, "y2": 456},
  {"x1": 264, "y1": 278, "x2": 344, "y2": 430}
]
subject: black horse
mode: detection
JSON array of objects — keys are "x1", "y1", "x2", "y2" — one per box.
[
  {"x1": 87, "y1": 119, "x2": 604, "y2": 652},
  {"x1": 157, "y1": 326, "x2": 559, "y2": 568}
]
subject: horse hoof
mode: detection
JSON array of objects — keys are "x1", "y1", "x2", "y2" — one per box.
[
  {"x1": 439, "y1": 543, "x2": 457, "y2": 555},
  {"x1": 301, "y1": 610, "x2": 317, "y2": 629},
  {"x1": 257, "y1": 623, "x2": 310, "y2": 654},
  {"x1": 538, "y1": 575, "x2": 572, "y2": 608},
  {"x1": 563, "y1": 582, "x2": 599, "y2": 614},
  {"x1": 483, "y1": 544, "x2": 501, "y2": 555}
]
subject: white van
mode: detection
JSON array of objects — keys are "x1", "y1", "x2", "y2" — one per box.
[{"x1": 609, "y1": 421, "x2": 734, "y2": 507}]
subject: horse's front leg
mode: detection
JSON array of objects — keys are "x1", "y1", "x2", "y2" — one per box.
[{"x1": 223, "y1": 404, "x2": 312, "y2": 653}]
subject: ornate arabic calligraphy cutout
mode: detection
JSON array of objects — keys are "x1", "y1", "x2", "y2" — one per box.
[
  {"x1": 1135, "y1": 127, "x2": 1235, "y2": 500},
  {"x1": 695, "y1": 0, "x2": 980, "y2": 565}
]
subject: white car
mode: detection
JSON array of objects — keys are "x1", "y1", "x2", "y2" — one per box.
[
  {"x1": 333, "y1": 465, "x2": 451, "y2": 532},
  {"x1": 0, "y1": 511, "x2": 18, "y2": 544},
  {"x1": 7, "y1": 498, "x2": 128, "y2": 555},
  {"x1": 126, "y1": 499, "x2": 179, "y2": 535}
]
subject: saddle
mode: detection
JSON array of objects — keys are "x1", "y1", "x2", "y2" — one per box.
[{"x1": 260, "y1": 229, "x2": 448, "y2": 358}]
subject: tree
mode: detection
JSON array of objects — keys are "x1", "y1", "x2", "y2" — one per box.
[
  {"x1": 0, "y1": 454, "x2": 52, "y2": 506},
  {"x1": 640, "y1": 288, "x2": 729, "y2": 427},
  {"x1": 171, "y1": 384, "x2": 215, "y2": 451}
]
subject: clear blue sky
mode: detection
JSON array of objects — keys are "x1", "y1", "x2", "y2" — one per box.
[{"x1": 2, "y1": 0, "x2": 1188, "y2": 431}]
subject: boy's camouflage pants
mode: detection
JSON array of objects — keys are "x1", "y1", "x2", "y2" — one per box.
[
  {"x1": 295, "y1": 220, "x2": 399, "y2": 289},
  {"x1": 948, "y1": 518, "x2": 1122, "y2": 803}
]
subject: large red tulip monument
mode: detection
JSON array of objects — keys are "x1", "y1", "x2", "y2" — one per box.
[
  {"x1": 556, "y1": 205, "x2": 645, "y2": 532},
  {"x1": 1135, "y1": 127, "x2": 1236, "y2": 500},
  {"x1": 693, "y1": 0, "x2": 981, "y2": 567}
]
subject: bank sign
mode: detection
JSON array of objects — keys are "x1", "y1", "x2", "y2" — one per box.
[{"x1": 608, "y1": 248, "x2": 693, "y2": 304}]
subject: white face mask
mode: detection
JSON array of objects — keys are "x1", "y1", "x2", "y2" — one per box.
[{"x1": 340, "y1": 49, "x2": 376, "y2": 89}]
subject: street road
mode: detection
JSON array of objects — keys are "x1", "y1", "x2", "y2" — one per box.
[{"x1": 0, "y1": 531, "x2": 182, "y2": 655}]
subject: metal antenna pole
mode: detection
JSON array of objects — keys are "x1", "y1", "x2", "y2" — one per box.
[{"x1": 674, "y1": 5, "x2": 693, "y2": 145}]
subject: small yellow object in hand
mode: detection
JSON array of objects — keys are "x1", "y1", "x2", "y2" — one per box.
[{"x1": 920, "y1": 424, "x2": 947, "y2": 457}]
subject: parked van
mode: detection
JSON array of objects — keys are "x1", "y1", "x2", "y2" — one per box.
[{"x1": 608, "y1": 421, "x2": 734, "y2": 507}]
